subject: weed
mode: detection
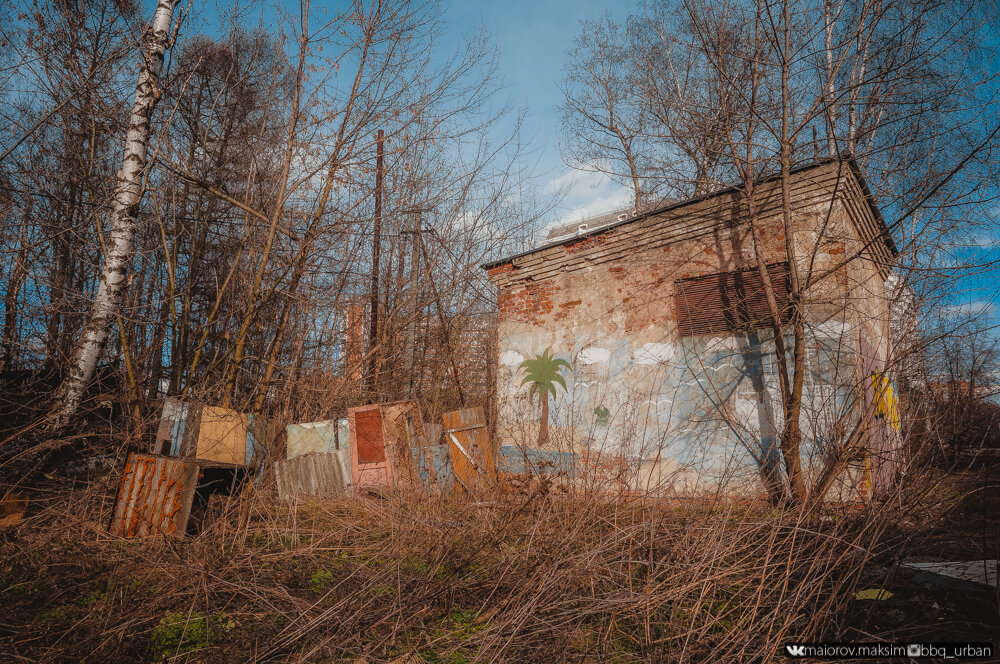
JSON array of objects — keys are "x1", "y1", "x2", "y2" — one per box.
[
  {"x1": 149, "y1": 611, "x2": 234, "y2": 660},
  {"x1": 150, "y1": 612, "x2": 210, "y2": 659},
  {"x1": 402, "y1": 556, "x2": 431, "y2": 575},
  {"x1": 309, "y1": 569, "x2": 333, "y2": 595}
]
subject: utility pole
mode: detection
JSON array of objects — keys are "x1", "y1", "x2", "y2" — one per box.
[
  {"x1": 405, "y1": 209, "x2": 426, "y2": 396},
  {"x1": 365, "y1": 129, "x2": 384, "y2": 395}
]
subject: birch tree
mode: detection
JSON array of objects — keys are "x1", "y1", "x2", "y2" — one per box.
[{"x1": 49, "y1": 0, "x2": 181, "y2": 428}]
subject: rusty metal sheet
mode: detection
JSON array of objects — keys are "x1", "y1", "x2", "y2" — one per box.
[
  {"x1": 109, "y1": 453, "x2": 198, "y2": 539},
  {"x1": 350, "y1": 405, "x2": 390, "y2": 490},
  {"x1": 274, "y1": 452, "x2": 348, "y2": 501},
  {"x1": 443, "y1": 407, "x2": 495, "y2": 492}
]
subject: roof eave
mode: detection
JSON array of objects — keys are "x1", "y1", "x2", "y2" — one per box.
[{"x1": 481, "y1": 156, "x2": 898, "y2": 271}]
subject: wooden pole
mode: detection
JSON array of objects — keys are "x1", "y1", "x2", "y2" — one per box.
[
  {"x1": 406, "y1": 210, "x2": 421, "y2": 396},
  {"x1": 365, "y1": 130, "x2": 384, "y2": 395}
]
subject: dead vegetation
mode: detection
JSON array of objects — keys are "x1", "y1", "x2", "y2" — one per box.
[{"x1": 1, "y1": 453, "x2": 995, "y2": 663}]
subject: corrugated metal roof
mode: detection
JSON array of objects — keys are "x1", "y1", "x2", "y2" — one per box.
[
  {"x1": 543, "y1": 209, "x2": 634, "y2": 244},
  {"x1": 482, "y1": 157, "x2": 896, "y2": 271}
]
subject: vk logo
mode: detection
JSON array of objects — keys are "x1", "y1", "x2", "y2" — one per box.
[{"x1": 785, "y1": 645, "x2": 807, "y2": 657}]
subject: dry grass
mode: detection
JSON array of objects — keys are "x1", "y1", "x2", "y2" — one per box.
[{"x1": 3, "y1": 459, "x2": 981, "y2": 664}]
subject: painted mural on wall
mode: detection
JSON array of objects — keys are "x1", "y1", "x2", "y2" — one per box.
[
  {"x1": 858, "y1": 327, "x2": 901, "y2": 498},
  {"x1": 517, "y1": 348, "x2": 571, "y2": 447},
  {"x1": 496, "y1": 318, "x2": 865, "y2": 496}
]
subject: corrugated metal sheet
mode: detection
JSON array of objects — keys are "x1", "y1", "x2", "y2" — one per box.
[
  {"x1": 285, "y1": 419, "x2": 352, "y2": 491},
  {"x1": 109, "y1": 453, "x2": 199, "y2": 539},
  {"x1": 443, "y1": 407, "x2": 496, "y2": 492},
  {"x1": 274, "y1": 452, "x2": 348, "y2": 500},
  {"x1": 674, "y1": 262, "x2": 791, "y2": 337}
]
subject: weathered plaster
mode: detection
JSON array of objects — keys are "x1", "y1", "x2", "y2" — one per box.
[{"x1": 488, "y1": 161, "x2": 894, "y2": 497}]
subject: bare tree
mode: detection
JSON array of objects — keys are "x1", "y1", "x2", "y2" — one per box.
[
  {"x1": 559, "y1": 14, "x2": 648, "y2": 209},
  {"x1": 49, "y1": 0, "x2": 181, "y2": 427},
  {"x1": 560, "y1": 0, "x2": 1000, "y2": 505}
]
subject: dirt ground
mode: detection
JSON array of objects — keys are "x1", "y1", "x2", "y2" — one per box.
[{"x1": 840, "y1": 466, "x2": 1000, "y2": 649}]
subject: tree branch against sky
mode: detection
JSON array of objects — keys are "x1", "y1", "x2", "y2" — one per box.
[
  {"x1": 0, "y1": 0, "x2": 548, "y2": 440},
  {"x1": 559, "y1": 0, "x2": 1000, "y2": 505},
  {"x1": 49, "y1": 0, "x2": 182, "y2": 428}
]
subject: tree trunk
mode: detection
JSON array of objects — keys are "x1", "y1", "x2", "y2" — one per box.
[
  {"x1": 537, "y1": 391, "x2": 549, "y2": 447},
  {"x1": 779, "y1": 0, "x2": 807, "y2": 504},
  {"x1": 824, "y1": 0, "x2": 837, "y2": 156},
  {"x1": 1, "y1": 198, "x2": 33, "y2": 372},
  {"x1": 49, "y1": 0, "x2": 179, "y2": 428}
]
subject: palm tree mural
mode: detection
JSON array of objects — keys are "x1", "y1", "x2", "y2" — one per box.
[{"x1": 518, "y1": 348, "x2": 571, "y2": 447}]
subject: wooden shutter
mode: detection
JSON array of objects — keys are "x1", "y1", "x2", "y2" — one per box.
[{"x1": 674, "y1": 263, "x2": 792, "y2": 337}]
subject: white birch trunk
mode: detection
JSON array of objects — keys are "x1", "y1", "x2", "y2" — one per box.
[{"x1": 50, "y1": 0, "x2": 179, "y2": 428}]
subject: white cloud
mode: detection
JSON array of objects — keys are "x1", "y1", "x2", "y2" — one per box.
[
  {"x1": 449, "y1": 209, "x2": 482, "y2": 231},
  {"x1": 543, "y1": 166, "x2": 632, "y2": 227},
  {"x1": 938, "y1": 300, "x2": 997, "y2": 319}
]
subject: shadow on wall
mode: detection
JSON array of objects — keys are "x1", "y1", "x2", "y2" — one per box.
[{"x1": 495, "y1": 326, "x2": 879, "y2": 500}]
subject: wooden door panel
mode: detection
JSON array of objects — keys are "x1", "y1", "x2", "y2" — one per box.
[{"x1": 443, "y1": 407, "x2": 495, "y2": 492}]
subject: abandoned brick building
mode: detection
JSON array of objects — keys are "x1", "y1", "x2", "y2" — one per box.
[{"x1": 484, "y1": 158, "x2": 899, "y2": 497}]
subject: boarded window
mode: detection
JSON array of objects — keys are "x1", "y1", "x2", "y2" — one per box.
[{"x1": 674, "y1": 263, "x2": 792, "y2": 337}]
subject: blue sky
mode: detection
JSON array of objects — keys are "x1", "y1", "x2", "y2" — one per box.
[
  {"x1": 440, "y1": 0, "x2": 633, "y2": 226},
  {"x1": 178, "y1": 0, "x2": 998, "y2": 329},
  {"x1": 184, "y1": 0, "x2": 636, "y2": 227}
]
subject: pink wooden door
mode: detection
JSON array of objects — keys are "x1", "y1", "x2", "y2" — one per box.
[{"x1": 350, "y1": 405, "x2": 392, "y2": 490}]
